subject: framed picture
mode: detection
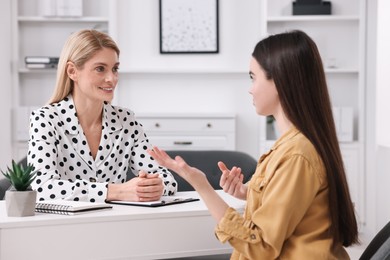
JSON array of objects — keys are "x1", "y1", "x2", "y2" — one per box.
[{"x1": 159, "y1": 0, "x2": 219, "y2": 54}]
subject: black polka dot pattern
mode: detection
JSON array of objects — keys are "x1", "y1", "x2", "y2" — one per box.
[{"x1": 28, "y1": 95, "x2": 177, "y2": 203}]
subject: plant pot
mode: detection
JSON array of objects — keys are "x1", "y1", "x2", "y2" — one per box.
[{"x1": 5, "y1": 190, "x2": 37, "y2": 217}]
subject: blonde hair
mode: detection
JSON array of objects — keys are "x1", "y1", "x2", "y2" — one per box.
[{"x1": 48, "y1": 29, "x2": 120, "y2": 104}]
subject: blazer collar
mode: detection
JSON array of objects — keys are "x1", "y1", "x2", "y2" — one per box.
[{"x1": 56, "y1": 95, "x2": 123, "y2": 136}]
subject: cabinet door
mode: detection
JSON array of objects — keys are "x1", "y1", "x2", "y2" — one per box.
[{"x1": 341, "y1": 145, "x2": 364, "y2": 224}]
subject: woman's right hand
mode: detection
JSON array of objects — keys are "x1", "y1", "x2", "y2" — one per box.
[
  {"x1": 147, "y1": 147, "x2": 208, "y2": 190},
  {"x1": 218, "y1": 161, "x2": 247, "y2": 200}
]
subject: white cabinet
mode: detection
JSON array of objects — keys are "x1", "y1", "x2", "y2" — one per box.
[
  {"x1": 137, "y1": 114, "x2": 236, "y2": 151},
  {"x1": 340, "y1": 144, "x2": 363, "y2": 225},
  {"x1": 258, "y1": 0, "x2": 366, "y2": 224}
]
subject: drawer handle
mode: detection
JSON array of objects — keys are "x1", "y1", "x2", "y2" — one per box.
[
  {"x1": 155, "y1": 123, "x2": 160, "y2": 128},
  {"x1": 173, "y1": 141, "x2": 193, "y2": 145},
  {"x1": 207, "y1": 123, "x2": 212, "y2": 128}
]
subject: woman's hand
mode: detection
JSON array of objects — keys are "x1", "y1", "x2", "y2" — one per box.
[
  {"x1": 106, "y1": 171, "x2": 163, "y2": 202},
  {"x1": 149, "y1": 147, "x2": 230, "y2": 222},
  {"x1": 218, "y1": 161, "x2": 247, "y2": 200},
  {"x1": 147, "y1": 147, "x2": 208, "y2": 190}
]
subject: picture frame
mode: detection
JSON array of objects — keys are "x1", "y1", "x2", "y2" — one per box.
[{"x1": 159, "y1": 0, "x2": 219, "y2": 54}]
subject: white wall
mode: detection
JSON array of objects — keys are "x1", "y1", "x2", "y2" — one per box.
[
  {"x1": 375, "y1": 0, "x2": 390, "y2": 230},
  {"x1": 0, "y1": 0, "x2": 12, "y2": 171},
  {"x1": 376, "y1": 0, "x2": 390, "y2": 147}
]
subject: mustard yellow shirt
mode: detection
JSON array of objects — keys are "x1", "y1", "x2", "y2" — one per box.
[{"x1": 215, "y1": 127, "x2": 349, "y2": 259}]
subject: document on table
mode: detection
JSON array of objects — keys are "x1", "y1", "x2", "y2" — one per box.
[{"x1": 107, "y1": 196, "x2": 199, "y2": 207}]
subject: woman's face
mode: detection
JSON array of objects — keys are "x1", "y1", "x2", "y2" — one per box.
[
  {"x1": 249, "y1": 57, "x2": 279, "y2": 116},
  {"x1": 71, "y1": 47, "x2": 119, "y2": 103}
]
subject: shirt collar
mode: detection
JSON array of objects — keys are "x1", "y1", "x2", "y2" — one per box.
[
  {"x1": 55, "y1": 94, "x2": 123, "y2": 136},
  {"x1": 271, "y1": 126, "x2": 300, "y2": 151}
]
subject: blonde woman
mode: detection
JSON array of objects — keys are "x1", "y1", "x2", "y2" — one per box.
[{"x1": 28, "y1": 29, "x2": 177, "y2": 203}]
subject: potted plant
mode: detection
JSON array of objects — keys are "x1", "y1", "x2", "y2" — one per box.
[{"x1": 1, "y1": 160, "x2": 37, "y2": 217}]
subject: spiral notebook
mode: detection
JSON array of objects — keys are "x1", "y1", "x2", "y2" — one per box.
[{"x1": 35, "y1": 200, "x2": 113, "y2": 215}]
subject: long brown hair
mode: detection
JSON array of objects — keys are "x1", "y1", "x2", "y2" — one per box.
[
  {"x1": 48, "y1": 29, "x2": 120, "y2": 104},
  {"x1": 252, "y1": 30, "x2": 358, "y2": 247}
]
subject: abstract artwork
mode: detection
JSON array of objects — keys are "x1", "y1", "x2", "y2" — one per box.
[{"x1": 159, "y1": 0, "x2": 219, "y2": 54}]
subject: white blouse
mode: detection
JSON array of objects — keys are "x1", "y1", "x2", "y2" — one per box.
[{"x1": 28, "y1": 95, "x2": 177, "y2": 202}]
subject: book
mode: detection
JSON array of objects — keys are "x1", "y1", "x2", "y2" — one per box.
[
  {"x1": 25, "y1": 63, "x2": 58, "y2": 69},
  {"x1": 25, "y1": 56, "x2": 59, "y2": 64},
  {"x1": 35, "y1": 200, "x2": 113, "y2": 215},
  {"x1": 107, "y1": 196, "x2": 200, "y2": 207}
]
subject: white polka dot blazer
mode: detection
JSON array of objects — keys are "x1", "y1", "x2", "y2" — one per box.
[{"x1": 28, "y1": 95, "x2": 177, "y2": 202}]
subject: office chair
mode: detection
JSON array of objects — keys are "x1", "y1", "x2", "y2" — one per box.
[
  {"x1": 360, "y1": 221, "x2": 390, "y2": 260},
  {"x1": 0, "y1": 157, "x2": 28, "y2": 200},
  {"x1": 128, "y1": 150, "x2": 258, "y2": 191},
  {"x1": 164, "y1": 150, "x2": 257, "y2": 191}
]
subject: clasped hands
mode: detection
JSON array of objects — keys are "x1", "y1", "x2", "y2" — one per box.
[
  {"x1": 106, "y1": 171, "x2": 163, "y2": 202},
  {"x1": 148, "y1": 147, "x2": 248, "y2": 200}
]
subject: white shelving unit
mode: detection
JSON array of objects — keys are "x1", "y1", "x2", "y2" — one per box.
[
  {"x1": 258, "y1": 0, "x2": 366, "y2": 226},
  {"x1": 11, "y1": 0, "x2": 111, "y2": 108},
  {"x1": 10, "y1": 0, "x2": 113, "y2": 161}
]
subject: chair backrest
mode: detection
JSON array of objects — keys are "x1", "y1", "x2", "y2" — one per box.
[
  {"x1": 371, "y1": 236, "x2": 390, "y2": 260},
  {"x1": 127, "y1": 150, "x2": 258, "y2": 191},
  {"x1": 0, "y1": 157, "x2": 28, "y2": 200},
  {"x1": 360, "y1": 221, "x2": 390, "y2": 260},
  {"x1": 0, "y1": 178, "x2": 11, "y2": 200}
]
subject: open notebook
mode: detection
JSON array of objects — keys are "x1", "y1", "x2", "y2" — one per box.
[{"x1": 35, "y1": 200, "x2": 113, "y2": 215}]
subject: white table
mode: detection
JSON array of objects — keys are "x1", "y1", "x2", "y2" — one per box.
[{"x1": 0, "y1": 190, "x2": 245, "y2": 260}]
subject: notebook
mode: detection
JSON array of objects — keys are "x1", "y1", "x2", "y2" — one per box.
[
  {"x1": 107, "y1": 196, "x2": 199, "y2": 207},
  {"x1": 35, "y1": 200, "x2": 113, "y2": 215}
]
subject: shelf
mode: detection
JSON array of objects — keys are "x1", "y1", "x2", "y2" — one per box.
[
  {"x1": 17, "y1": 16, "x2": 109, "y2": 22},
  {"x1": 324, "y1": 68, "x2": 359, "y2": 74},
  {"x1": 267, "y1": 15, "x2": 359, "y2": 22},
  {"x1": 118, "y1": 68, "x2": 249, "y2": 74},
  {"x1": 18, "y1": 68, "x2": 249, "y2": 74},
  {"x1": 19, "y1": 68, "x2": 57, "y2": 73}
]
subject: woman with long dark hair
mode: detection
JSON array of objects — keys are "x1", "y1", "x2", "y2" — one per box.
[{"x1": 149, "y1": 30, "x2": 358, "y2": 259}]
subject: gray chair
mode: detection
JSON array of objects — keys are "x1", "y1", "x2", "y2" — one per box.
[
  {"x1": 360, "y1": 221, "x2": 390, "y2": 260},
  {"x1": 0, "y1": 157, "x2": 27, "y2": 200},
  {"x1": 0, "y1": 150, "x2": 258, "y2": 198},
  {"x1": 0, "y1": 177, "x2": 11, "y2": 200},
  {"x1": 127, "y1": 150, "x2": 258, "y2": 191}
]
